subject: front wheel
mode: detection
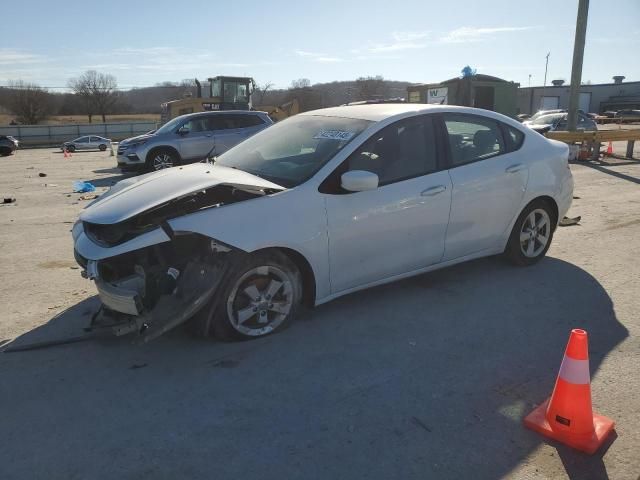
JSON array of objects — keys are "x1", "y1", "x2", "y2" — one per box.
[
  {"x1": 191, "y1": 251, "x2": 302, "y2": 341},
  {"x1": 99, "y1": 144, "x2": 107, "y2": 151},
  {"x1": 147, "y1": 149, "x2": 178, "y2": 172},
  {"x1": 504, "y1": 200, "x2": 555, "y2": 266}
]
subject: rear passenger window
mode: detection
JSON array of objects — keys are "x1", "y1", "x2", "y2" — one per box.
[
  {"x1": 345, "y1": 115, "x2": 438, "y2": 186},
  {"x1": 235, "y1": 115, "x2": 264, "y2": 127},
  {"x1": 505, "y1": 125, "x2": 525, "y2": 152},
  {"x1": 443, "y1": 114, "x2": 505, "y2": 166}
]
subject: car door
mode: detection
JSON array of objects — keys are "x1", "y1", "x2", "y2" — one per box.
[
  {"x1": 75, "y1": 136, "x2": 90, "y2": 150},
  {"x1": 321, "y1": 115, "x2": 452, "y2": 293},
  {"x1": 88, "y1": 136, "x2": 100, "y2": 149},
  {"x1": 211, "y1": 114, "x2": 247, "y2": 155},
  {"x1": 177, "y1": 116, "x2": 215, "y2": 161},
  {"x1": 440, "y1": 113, "x2": 529, "y2": 261}
]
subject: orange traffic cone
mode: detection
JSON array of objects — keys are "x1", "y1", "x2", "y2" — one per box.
[
  {"x1": 524, "y1": 329, "x2": 615, "y2": 454},
  {"x1": 63, "y1": 147, "x2": 69, "y2": 158},
  {"x1": 606, "y1": 141, "x2": 613, "y2": 156}
]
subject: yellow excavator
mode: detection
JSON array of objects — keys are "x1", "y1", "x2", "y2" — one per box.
[{"x1": 160, "y1": 76, "x2": 299, "y2": 123}]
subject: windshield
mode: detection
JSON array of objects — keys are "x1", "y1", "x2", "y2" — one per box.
[
  {"x1": 531, "y1": 113, "x2": 565, "y2": 125},
  {"x1": 216, "y1": 115, "x2": 372, "y2": 187},
  {"x1": 155, "y1": 116, "x2": 184, "y2": 135}
]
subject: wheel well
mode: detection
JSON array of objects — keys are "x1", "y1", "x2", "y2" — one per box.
[
  {"x1": 146, "y1": 146, "x2": 181, "y2": 164},
  {"x1": 531, "y1": 195, "x2": 559, "y2": 227},
  {"x1": 256, "y1": 247, "x2": 316, "y2": 307}
]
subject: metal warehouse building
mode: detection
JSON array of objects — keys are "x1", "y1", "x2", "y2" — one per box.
[{"x1": 517, "y1": 76, "x2": 640, "y2": 115}]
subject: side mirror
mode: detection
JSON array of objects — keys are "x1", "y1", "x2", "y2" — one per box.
[
  {"x1": 341, "y1": 170, "x2": 379, "y2": 192},
  {"x1": 178, "y1": 125, "x2": 190, "y2": 135}
]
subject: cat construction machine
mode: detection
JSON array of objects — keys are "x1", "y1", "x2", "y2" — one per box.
[{"x1": 160, "y1": 76, "x2": 299, "y2": 124}]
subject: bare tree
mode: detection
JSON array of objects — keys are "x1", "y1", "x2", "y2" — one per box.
[
  {"x1": 254, "y1": 81, "x2": 274, "y2": 105},
  {"x1": 4, "y1": 81, "x2": 53, "y2": 124},
  {"x1": 68, "y1": 70, "x2": 119, "y2": 123},
  {"x1": 355, "y1": 76, "x2": 388, "y2": 101},
  {"x1": 290, "y1": 78, "x2": 311, "y2": 89}
]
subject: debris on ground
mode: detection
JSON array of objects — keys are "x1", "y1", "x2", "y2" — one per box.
[
  {"x1": 559, "y1": 216, "x2": 582, "y2": 227},
  {"x1": 38, "y1": 172, "x2": 47, "y2": 177},
  {"x1": 72, "y1": 181, "x2": 96, "y2": 193},
  {"x1": 3, "y1": 197, "x2": 16, "y2": 204},
  {"x1": 411, "y1": 416, "x2": 432, "y2": 433},
  {"x1": 45, "y1": 183, "x2": 58, "y2": 187},
  {"x1": 78, "y1": 193, "x2": 99, "y2": 201},
  {"x1": 129, "y1": 363, "x2": 148, "y2": 370}
]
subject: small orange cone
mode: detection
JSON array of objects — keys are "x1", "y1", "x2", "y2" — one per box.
[
  {"x1": 524, "y1": 329, "x2": 615, "y2": 454},
  {"x1": 606, "y1": 141, "x2": 613, "y2": 156},
  {"x1": 63, "y1": 147, "x2": 69, "y2": 158}
]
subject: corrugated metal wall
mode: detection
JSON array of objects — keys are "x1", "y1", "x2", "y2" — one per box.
[{"x1": 0, "y1": 122, "x2": 158, "y2": 147}]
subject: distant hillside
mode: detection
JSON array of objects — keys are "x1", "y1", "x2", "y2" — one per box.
[
  {"x1": 0, "y1": 78, "x2": 413, "y2": 124},
  {"x1": 121, "y1": 78, "x2": 412, "y2": 113}
]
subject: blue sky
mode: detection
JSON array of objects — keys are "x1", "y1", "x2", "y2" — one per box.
[{"x1": 1, "y1": 0, "x2": 638, "y2": 91}]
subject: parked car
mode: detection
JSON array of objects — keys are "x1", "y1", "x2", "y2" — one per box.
[
  {"x1": 116, "y1": 111, "x2": 272, "y2": 173},
  {"x1": 62, "y1": 136, "x2": 112, "y2": 152},
  {"x1": 523, "y1": 112, "x2": 597, "y2": 134},
  {"x1": 614, "y1": 109, "x2": 640, "y2": 122},
  {"x1": 0, "y1": 135, "x2": 19, "y2": 156},
  {"x1": 72, "y1": 104, "x2": 573, "y2": 342}
]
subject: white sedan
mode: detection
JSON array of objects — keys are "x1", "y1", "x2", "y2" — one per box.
[
  {"x1": 72, "y1": 104, "x2": 573, "y2": 341},
  {"x1": 62, "y1": 135, "x2": 112, "y2": 152}
]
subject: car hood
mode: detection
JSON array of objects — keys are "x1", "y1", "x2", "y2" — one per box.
[
  {"x1": 120, "y1": 133, "x2": 155, "y2": 146},
  {"x1": 80, "y1": 163, "x2": 285, "y2": 225}
]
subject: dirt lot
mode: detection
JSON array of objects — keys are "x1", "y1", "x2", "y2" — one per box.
[{"x1": 0, "y1": 146, "x2": 639, "y2": 479}]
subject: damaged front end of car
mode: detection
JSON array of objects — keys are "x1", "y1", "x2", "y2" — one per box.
[{"x1": 73, "y1": 174, "x2": 283, "y2": 342}]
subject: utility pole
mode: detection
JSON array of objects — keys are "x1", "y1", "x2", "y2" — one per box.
[
  {"x1": 567, "y1": 0, "x2": 589, "y2": 131},
  {"x1": 528, "y1": 74, "x2": 532, "y2": 88},
  {"x1": 540, "y1": 52, "x2": 550, "y2": 110}
]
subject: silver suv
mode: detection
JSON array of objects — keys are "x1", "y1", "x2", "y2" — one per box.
[{"x1": 117, "y1": 110, "x2": 272, "y2": 172}]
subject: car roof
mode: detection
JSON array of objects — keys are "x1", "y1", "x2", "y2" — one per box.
[
  {"x1": 299, "y1": 103, "x2": 524, "y2": 127},
  {"x1": 186, "y1": 110, "x2": 265, "y2": 118}
]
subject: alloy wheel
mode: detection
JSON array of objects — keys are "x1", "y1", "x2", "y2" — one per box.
[
  {"x1": 153, "y1": 153, "x2": 173, "y2": 170},
  {"x1": 226, "y1": 265, "x2": 294, "y2": 337},
  {"x1": 519, "y1": 208, "x2": 551, "y2": 258}
]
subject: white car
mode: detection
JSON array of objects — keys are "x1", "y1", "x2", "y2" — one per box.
[
  {"x1": 62, "y1": 136, "x2": 112, "y2": 152},
  {"x1": 72, "y1": 104, "x2": 573, "y2": 341}
]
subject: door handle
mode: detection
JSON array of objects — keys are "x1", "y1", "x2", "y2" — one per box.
[
  {"x1": 420, "y1": 185, "x2": 447, "y2": 197},
  {"x1": 505, "y1": 164, "x2": 525, "y2": 173}
]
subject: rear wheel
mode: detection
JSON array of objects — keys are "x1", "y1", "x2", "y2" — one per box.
[
  {"x1": 504, "y1": 200, "x2": 555, "y2": 266},
  {"x1": 190, "y1": 251, "x2": 302, "y2": 341},
  {"x1": 99, "y1": 144, "x2": 107, "y2": 151},
  {"x1": 67, "y1": 145, "x2": 76, "y2": 152}
]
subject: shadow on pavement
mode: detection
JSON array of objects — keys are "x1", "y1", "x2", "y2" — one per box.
[
  {"x1": 0, "y1": 256, "x2": 628, "y2": 479},
  {"x1": 578, "y1": 158, "x2": 640, "y2": 185}
]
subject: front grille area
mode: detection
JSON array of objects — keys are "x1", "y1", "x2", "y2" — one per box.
[{"x1": 74, "y1": 248, "x2": 88, "y2": 269}]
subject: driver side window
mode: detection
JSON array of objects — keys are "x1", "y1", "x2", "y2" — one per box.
[{"x1": 345, "y1": 116, "x2": 438, "y2": 186}]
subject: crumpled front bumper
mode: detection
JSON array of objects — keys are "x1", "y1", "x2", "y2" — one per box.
[{"x1": 73, "y1": 221, "x2": 234, "y2": 342}]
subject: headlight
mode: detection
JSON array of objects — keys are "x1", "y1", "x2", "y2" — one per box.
[
  {"x1": 72, "y1": 220, "x2": 83, "y2": 242},
  {"x1": 128, "y1": 141, "x2": 147, "y2": 149}
]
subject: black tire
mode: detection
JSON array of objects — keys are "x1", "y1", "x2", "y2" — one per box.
[
  {"x1": 67, "y1": 145, "x2": 76, "y2": 152},
  {"x1": 99, "y1": 144, "x2": 107, "y2": 151},
  {"x1": 190, "y1": 251, "x2": 302, "y2": 341},
  {"x1": 504, "y1": 199, "x2": 556, "y2": 266},
  {"x1": 145, "y1": 148, "x2": 178, "y2": 172}
]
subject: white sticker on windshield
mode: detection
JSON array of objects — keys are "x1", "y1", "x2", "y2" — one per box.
[{"x1": 313, "y1": 130, "x2": 355, "y2": 141}]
